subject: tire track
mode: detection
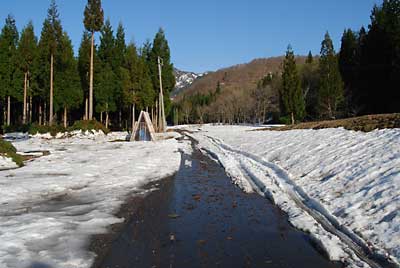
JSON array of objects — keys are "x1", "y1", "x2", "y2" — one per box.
[{"x1": 202, "y1": 134, "x2": 397, "y2": 268}]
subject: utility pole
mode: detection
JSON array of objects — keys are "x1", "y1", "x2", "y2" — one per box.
[{"x1": 158, "y1": 56, "x2": 166, "y2": 132}]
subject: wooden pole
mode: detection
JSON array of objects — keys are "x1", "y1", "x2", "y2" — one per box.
[{"x1": 157, "y1": 56, "x2": 166, "y2": 132}]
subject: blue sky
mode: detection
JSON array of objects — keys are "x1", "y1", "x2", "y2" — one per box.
[{"x1": 1, "y1": 0, "x2": 380, "y2": 73}]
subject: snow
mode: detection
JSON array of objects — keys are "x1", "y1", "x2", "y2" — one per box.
[
  {"x1": 2, "y1": 133, "x2": 29, "y2": 140},
  {"x1": 183, "y1": 125, "x2": 400, "y2": 267},
  {"x1": 172, "y1": 68, "x2": 207, "y2": 96},
  {"x1": 0, "y1": 156, "x2": 17, "y2": 170},
  {"x1": 0, "y1": 131, "x2": 188, "y2": 268}
]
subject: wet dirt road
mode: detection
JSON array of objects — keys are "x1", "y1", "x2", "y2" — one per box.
[{"x1": 92, "y1": 138, "x2": 342, "y2": 268}]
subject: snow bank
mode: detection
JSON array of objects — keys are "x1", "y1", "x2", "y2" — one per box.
[
  {"x1": 31, "y1": 129, "x2": 108, "y2": 140},
  {"x1": 0, "y1": 156, "x2": 18, "y2": 170},
  {"x1": 0, "y1": 131, "x2": 187, "y2": 268},
  {"x1": 187, "y1": 125, "x2": 400, "y2": 267},
  {"x1": 2, "y1": 133, "x2": 29, "y2": 140}
]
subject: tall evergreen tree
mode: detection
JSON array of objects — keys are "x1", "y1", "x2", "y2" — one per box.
[
  {"x1": 96, "y1": 19, "x2": 117, "y2": 127},
  {"x1": 121, "y1": 43, "x2": 139, "y2": 130},
  {"x1": 95, "y1": 63, "x2": 116, "y2": 128},
  {"x1": 40, "y1": 0, "x2": 63, "y2": 125},
  {"x1": 55, "y1": 32, "x2": 82, "y2": 127},
  {"x1": 141, "y1": 40, "x2": 152, "y2": 62},
  {"x1": 149, "y1": 29, "x2": 175, "y2": 118},
  {"x1": 339, "y1": 29, "x2": 359, "y2": 115},
  {"x1": 359, "y1": 0, "x2": 400, "y2": 113},
  {"x1": 113, "y1": 22, "x2": 126, "y2": 126},
  {"x1": 78, "y1": 31, "x2": 91, "y2": 120},
  {"x1": 137, "y1": 52, "x2": 155, "y2": 111},
  {"x1": 318, "y1": 32, "x2": 344, "y2": 119},
  {"x1": 301, "y1": 51, "x2": 319, "y2": 119},
  {"x1": 17, "y1": 21, "x2": 37, "y2": 124},
  {"x1": 281, "y1": 45, "x2": 305, "y2": 124},
  {"x1": 114, "y1": 23, "x2": 126, "y2": 70},
  {"x1": 306, "y1": 51, "x2": 313, "y2": 64},
  {"x1": 0, "y1": 15, "x2": 19, "y2": 126},
  {"x1": 84, "y1": 0, "x2": 104, "y2": 120},
  {"x1": 98, "y1": 19, "x2": 115, "y2": 63}
]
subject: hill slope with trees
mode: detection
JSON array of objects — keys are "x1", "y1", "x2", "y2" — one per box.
[{"x1": 173, "y1": 0, "x2": 400, "y2": 126}]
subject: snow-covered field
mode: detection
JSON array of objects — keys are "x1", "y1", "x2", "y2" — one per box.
[
  {"x1": 0, "y1": 131, "x2": 187, "y2": 268},
  {"x1": 0, "y1": 156, "x2": 18, "y2": 170},
  {"x1": 182, "y1": 125, "x2": 400, "y2": 268}
]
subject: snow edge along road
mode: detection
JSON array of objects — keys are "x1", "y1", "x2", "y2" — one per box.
[
  {"x1": 184, "y1": 130, "x2": 399, "y2": 268},
  {"x1": 0, "y1": 132, "x2": 190, "y2": 268}
]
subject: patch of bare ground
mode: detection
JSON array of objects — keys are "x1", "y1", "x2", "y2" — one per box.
[{"x1": 261, "y1": 114, "x2": 400, "y2": 132}]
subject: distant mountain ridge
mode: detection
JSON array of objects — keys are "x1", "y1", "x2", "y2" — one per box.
[
  {"x1": 172, "y1": 68, "x2": 206, "y2": 97},
  {"x1": 174, "y1": 56, "x2": 307, "y2": 100}
]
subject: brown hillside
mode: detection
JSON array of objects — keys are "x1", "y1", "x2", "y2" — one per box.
[{"x1": 175, "y1": 56, "x2": 306, "y2": 100}]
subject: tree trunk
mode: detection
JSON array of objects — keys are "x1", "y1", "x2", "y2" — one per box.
[
  {"x1": 39, "y1": 103, "x2": 42, "y2": 125},
  {"x1": 328, "y1": 102, "x2": 333, "y2": 119},
  {"x1": 100, "y1": 111, "x2": 103, "y2": 123},
  {"x1": 23, "y1": 72, "x2": 28, "y2": 124},
  {"x1": 29, "y1": 96, "x2": 32, "y2": 123},
  {"x1": 105, "y1": 102, "x2": 109, "y2": 129},
  {"x1": 89, "y1": 32, "x2": 95, "y2": 120},
  {"x1": 28, "y1": 76, "x2": 32, "y2": 123},
  {"x1": 49, "y1": 53, "x2": 54, "y2": 126},
  {"x1": 85, "y1": 97, "x2": 88, "y2": 120},
  {"x1": 44, "y1": 102, "x2": 47, "y2": 126},
  {"x1": 155, "y1": 101, "x2": 158, "y2": 131},
  {"x1": 7, "y1": 96, "x2": 11, "y2": 126},
  {"x1": 132, "y1": 103, "x2": 135, "y2": 133},
  {"x1": 291, "y1": 112, "x2": 295, "y2": 125},
  {"x1": 63, "y1": 106, "x2": 67, "y2": 128},
  {"x1": 3, "y1": 103, "x2": 5, "y2": 126},
  {"x1": 119, "y1": 109, "x2": 122, "y2": 128},
  {"x1": 106, "y1": 111, "x2": 109, "y2": 129}
]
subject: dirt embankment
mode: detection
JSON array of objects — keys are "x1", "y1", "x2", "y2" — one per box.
[{"x1": 263, "y1": 114, "x2": 400, "y2": 132}]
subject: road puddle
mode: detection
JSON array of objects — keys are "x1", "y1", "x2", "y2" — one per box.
[{"x1": 92, "y1": 139, "x2": 343, "y2": 268}]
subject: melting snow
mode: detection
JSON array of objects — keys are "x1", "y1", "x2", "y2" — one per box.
[
  {"x1": 185, "y1": 125, "x2": 400, "y2": 267},
  {"x1": 0, "y1": 132, "x2": 186, "y2": 268}
]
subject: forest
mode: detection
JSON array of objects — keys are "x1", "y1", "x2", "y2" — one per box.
[
  {"x1": 0, "y1": 0, "x2": 175, "y2": 132},
  {"x1": 175, "y1": 0, "x2": 400, "y2": 125},
  {"x1": 1, "y1": 0, "x2": 399, "y2": 130}
]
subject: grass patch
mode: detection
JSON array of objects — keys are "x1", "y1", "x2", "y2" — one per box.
[
  {"x1": 29, "y1": 124, "x2": 66, "y2": 136},
  {"x1": 262, "y1": 113, "x2": 400, "y2": 132},
  {"x1": 0, "y1": 138, "x2": 24, "y2": 167}
]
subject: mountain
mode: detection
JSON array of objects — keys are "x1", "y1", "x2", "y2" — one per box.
[
  {"x1": 175, "y1": 56, "x2": 306, "y2": 99},
  {"x1": 172, "y1": 68, "x2": 206, "y2": 97},
  {"x1": 172, "y1": 56, "x2": 308, "y2": 124}
]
